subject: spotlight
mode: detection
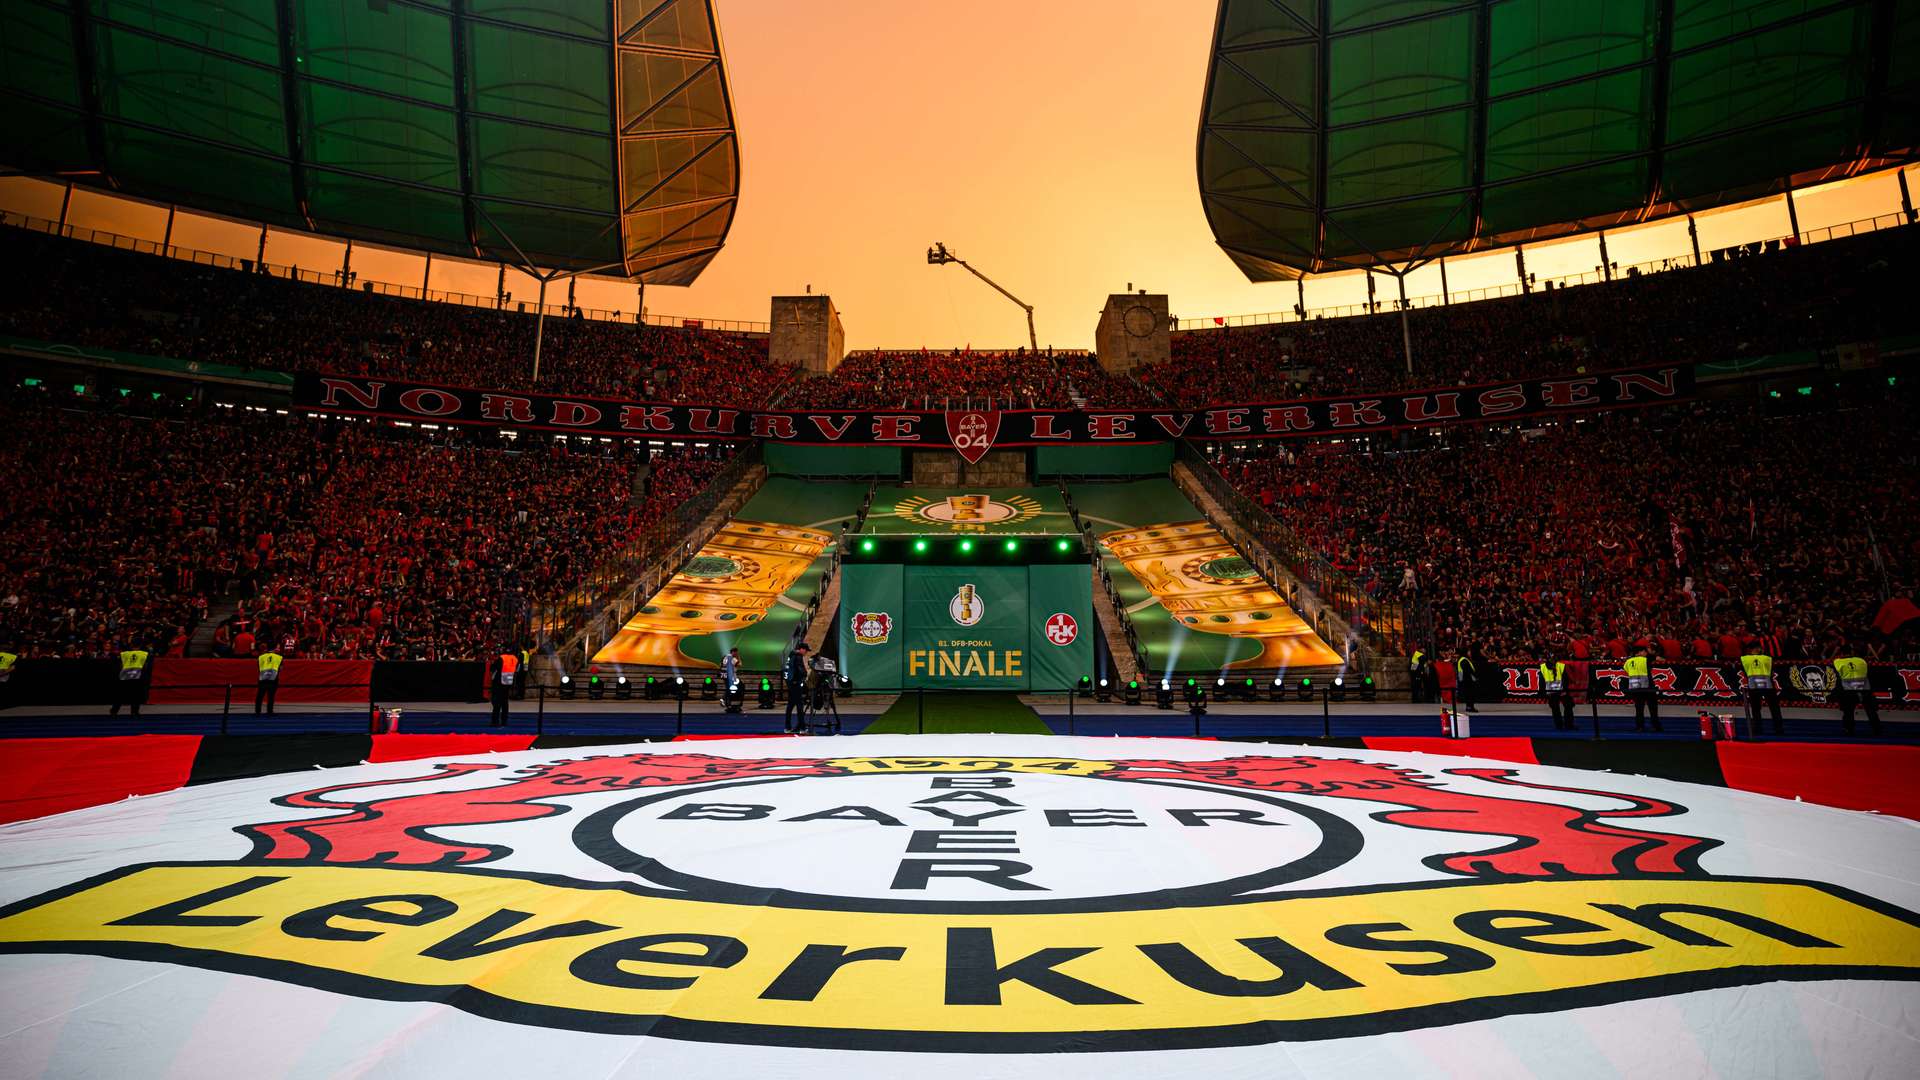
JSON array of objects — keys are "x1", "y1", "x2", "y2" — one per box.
[
  {"x1": 1361, "y1": 675, "x2": 1377, "y2": 702},
  {"x1": 1189, "y1": 687, "x2": 1208, "y2": 718},
  {"x1": 1268, "y1": 675, "x2": 1285, "y2": 702},
  {"x1": 757, "y1": 676, "x2": 776, "y2": 709},
  {"x1": 1184, "y1": 677, "x2": 1200, "y2": 705},
  {"x1": 1096, "y1": 677, "x2": 1111, "y2": 703},
  {"x1": 701, "y1": 676, "x2": 717, "y2": 701},
  {"x1": 615, "y1": 675, "x2": 632, "y2": 701},
  {"x1": 559, "y1": 674, "x2": 575, "y2": 699},
  {"x1": 859, "y1": 539, "x2": 875, "y2": 554},
  {"x1": 1332, "y1": 675, "x2": 1347, "y2": 702},
  {"x1": 1155, "y1": 679, "x2": 1173, "y2": 710},
  {"x1": 1003, "y1": 538, "x2": 1020, "y2": 554},
  {"x1": 1077, "y1": 676, "x2": 1092, "y2": 699},
  {"x1": 588, "y1": 675, "x2": 604, "y2": 700},
  {"x1": 1055, "y1": 538, "x2": 1072, "y2": 553},
  {"x1": 723, "y1": 680, "x2": 743, "y2": 713},
  {"x1": 958, "y1": 539, "x2": 974, "y2": 554},
  {"x1": 913, "y1": 539, "x2": 928, "y2": 554},
  {"x1": 1243, "y1": 677, "x2": 1257, "y2": 702},
  {"x1": 644, "y1": 675, "x2": 662, "y2": 701},
  {"x1": 836, "y1": 673, "x2": 852, "y2": 697},
  {"x1": 1124, "y1": 679, "x2": 1142, "y2": 706},
  {"x1": 673, "y1": 675, "x2": 689, "y2": 701},
  {"x1": 1296, "y1": 676, "x2": 1313, "y2": 701}
]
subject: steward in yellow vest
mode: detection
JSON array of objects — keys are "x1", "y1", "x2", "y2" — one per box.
[
  {"x1": 1739, "y1": 650, "x2": 1783, "y2": 735},
  {"x1": 255, "y1": 651, "x2": 284, "y2": 716},
  {"x1": 110, "y1": 647, "x2": 150, "y2": 718},
  {"x1": 1833, "y1": 654, "x2": 1880, "y2": 736},
  {"x1": 1623, "y1": 649, "x2": 1661, "y2": 731},
  {"x1": 1539, "y1": 659, "x2": 1574, "y2": 730}
]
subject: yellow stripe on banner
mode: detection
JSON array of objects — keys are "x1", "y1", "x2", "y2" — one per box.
[{"x1": 3, "y1": 864, "x2": 1918, "y2": 1044}]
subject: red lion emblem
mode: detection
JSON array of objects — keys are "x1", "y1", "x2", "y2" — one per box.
[{"x1": 243, "y1": 752, "x2": 1713, "y2": 879}]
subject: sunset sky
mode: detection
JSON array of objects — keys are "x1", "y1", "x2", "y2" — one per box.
[{"x1": 1, "y1": 0, "x2": 1909, "y2": 351}]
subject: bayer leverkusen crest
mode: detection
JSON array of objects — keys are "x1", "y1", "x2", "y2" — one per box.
[{"x1": 945, "y1": 408, "x2": 1001, "y2": 464}]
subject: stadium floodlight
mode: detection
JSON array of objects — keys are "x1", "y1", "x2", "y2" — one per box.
[
  {"x1": 926, "y1": 241, "x2": 1038, "y2": 352},
  {"x1": 1077, "y1": 676, "x2": 1092, "y2": 699},
  {"x1": 1124, "y1": 679, "x2": 1142, "y2": 706},
  {"x1": 1096, "y1": 677, "x2": 1111, "y2": 703},
  {"x1": 701, "y1": 676, "x2": 717, "y2": 701},
  {"x1": 559, "y1": 674, "x2": 575, "y2": 700},
  {"x1": 615, "y1": 675, "x2": 632, "y2": 701},
  {"x1": 757, "y1": 677, "x2": 776, "y2": 709},
  {"x1": 1156, "y1": 679, "x2": 1174, "y2": 710}
]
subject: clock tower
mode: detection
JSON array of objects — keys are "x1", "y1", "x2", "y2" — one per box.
[{"x1": 1094, "y1": 291, "x2": 1170, "y2": 374}]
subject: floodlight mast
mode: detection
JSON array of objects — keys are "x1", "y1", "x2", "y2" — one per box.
[{"x1": 926, "y1": 242, "x2": 1038, "y2": 352}]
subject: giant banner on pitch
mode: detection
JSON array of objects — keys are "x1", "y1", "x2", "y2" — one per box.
[{"x1": 294, "y1": 364, "x2": 1694, "y2": 450}]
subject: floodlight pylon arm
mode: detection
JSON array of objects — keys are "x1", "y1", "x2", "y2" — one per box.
[{"x1": 928, "y1": 242, "x2": 1039, "y2": 352}]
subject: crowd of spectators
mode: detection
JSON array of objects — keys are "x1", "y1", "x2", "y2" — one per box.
[
  {"x1": 776, "y1": 349, "x2": 1153, "y2": 409},
  {"x1": 0, "y1": 391, "x2": 727, "y2": 660},
  {"x1": 0, "y1": 224, "x2": 794, "y2": 405},
  {"x1": 1152, "y1": 225, "x2": 1920, "y2": 405},
  {"x1": 1220, "y1": 394, "x2": 1920, "y2": 664}
]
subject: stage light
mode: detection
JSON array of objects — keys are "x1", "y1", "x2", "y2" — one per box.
[
  {"x1": 1331, "y1": 675, "x2": 1347, "y2": 702},
  {"x1": 1096, "y1": 677, "x2": 1111, "y2": 703},
  {"x1": 723, "y1": 680, "x2": 743, "y2": 712},
  {"x1": 1003, "y1": 538, "x2": 1020, "y2": 554},
  {"x1": 836, "y1": 673, "x2": 852, "y2": 697},
  {"x1": 644, "y1": 675, "x2": 662, "y2": 701},
  {"x1": 615, "y1": 675, "x2": 632, "y2": 701},
  {"x1": 673, "y1": 675, "x2": 689, "y2": 701},
  {"x1": 1189, "y1": 688, "x2": 1208, "y2": 718},
  {"x1": 1184, "y1": 677, "x2": 1199, "y2": 705},
  {"x1": 1269, "y1": 676, "x2": 1285, "y2": 702},
  {"x1": 859, "y1": 539, "x2": 875, "y2": 554},
  {"x1": 913, "y1": 539, "x2": 928, "y2": 554},
  {"x1": 1243, "y1": 677, "x2": 1257, "y2": 701},
  {"x1": 1361, "y1": 675, "x2": 1377, "y2": 702},
  {"x1": 958, "y1": 539, "x2": 974, "y2": 554},
  {"x1": 1077, "y1": 676, "x2": 1092, "y2": 698},
  {"x1": 588, "y1": 675, "x2": 604, "y2": 700},
  {"x1": 559, "y1": 674, "x2": 575, "y2": 699},
  {"x1": 701, "y1": 676, "x2": 717, "y2": 701},
  {"x1": 1124, "y1": 679, "x2": 1141, "y2": 706},
  {"x1": 757, "y1": 677, "x2": 776, "y2": 709},
  {"x1": 1055, "y1": 538, "x2": 1072, "y2": 552},
  {"x1": 1156, "y1": 679, "x2": 1173, "y2": 710},
  {"x1": 1296, "y1": 676, "x2": 1313, "y2": 701}
]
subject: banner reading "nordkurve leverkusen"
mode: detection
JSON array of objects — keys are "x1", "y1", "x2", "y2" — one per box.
[{"x1": 292, "y1": 364, "x2": 1693, "y2": 453}]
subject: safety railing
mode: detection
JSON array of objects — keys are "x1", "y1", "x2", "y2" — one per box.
[{"x1": 0, "y1": 211, "x2": 769, "y2": 333}]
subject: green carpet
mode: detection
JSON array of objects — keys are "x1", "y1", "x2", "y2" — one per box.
[{"x1": 864, "y1": 692, "x2": 1051, "y2": 734}]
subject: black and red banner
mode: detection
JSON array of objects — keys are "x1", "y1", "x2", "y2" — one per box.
[
  {"x1": 292, "y1": 364, "x2": 1694, "y2": 448},
  {"x1": 1497, "y1": 661, "x2": 1920, "y2": 710}
]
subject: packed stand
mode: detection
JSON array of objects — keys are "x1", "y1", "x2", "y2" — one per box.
[
  {"x1": 777, "y1": 349, "x2": 1153, "y2": 409},
  {"x1": 0, "y1": 390, "x2": 728, "y2": 660},
  {"x1": 0, "y1": 223, "x2": 793, "y2": 405},
  {"x1": 1150, "y1": 225, "x2": 1920, "y2": 405},
  {"x1": 1220, "y1": 395, "x2": 1920, "y2": 663}
]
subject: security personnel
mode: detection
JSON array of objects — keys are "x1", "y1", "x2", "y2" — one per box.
[
  {"x1": 1740, "y1": 647, "x2": 1783, "y2": 736},
  {"x1": 254, "y1": 648, "x2": 284, "y2": 715},
  {"x1": 515, "y1": 645, "x2": 531, "y2": 701},
  {"x1": 1540, "y1": 656, "x2": 1574, "y2": 731},
  {"x1": 1453, "y1": 652, "x2": 1479, "y2": 714},
  {"x1": 0, "y1": 645, "x2": 16, "y2": 709},
  {"x1": 783, "y1": 643, "x2": 811, "y2": 733},
  {"x1": 1409, "y1": 648, "x2": 1428, "y2": 704},
  {"x1": 1833, "y1": 652, "x2": 1880, "y2": 736},
  {"x1": 489, "y1": 648, "x2": 517, "y2": 727},
  {"x1": 110, "y1": 643, "x2": 151, "y2": 718},
  {"x1": 1623, "y1": 644, "x2": 1661, "y2": 732}
]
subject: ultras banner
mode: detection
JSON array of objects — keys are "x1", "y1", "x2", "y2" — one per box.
[
  {"x1": 1495, "y1": 661, "x2": 1920, "y2": 709},
  {"x1": 292, "y1": 364, "x2": 1694, "y2": 449}
]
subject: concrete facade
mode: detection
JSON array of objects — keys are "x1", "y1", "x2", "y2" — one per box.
[
  {"x1": 769, "y1": 295, "x2": 845, "y2": 374},
  {"x1": 1094, "y1": 292, "x2": 1170, "y2": 374}
]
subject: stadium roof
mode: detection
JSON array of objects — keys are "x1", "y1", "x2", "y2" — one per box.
[
  {"x1": 0, "y1": 0, "x2": 740, "y2": 284},
  {"x1": 1198, "y1": 0, "x2": 1919, "y2": 280}
]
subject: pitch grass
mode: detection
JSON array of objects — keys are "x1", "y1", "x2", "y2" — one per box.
[{"x1": 864, "y1": 691, "x2": 1052, "y2": 734}]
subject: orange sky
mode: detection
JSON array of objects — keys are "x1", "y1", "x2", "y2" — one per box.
[{"x1": 1, "y1": 0, "x2": 1910, "y2": 350}]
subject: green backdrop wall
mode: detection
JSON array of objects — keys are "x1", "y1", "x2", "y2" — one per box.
[
  {"x1": 839, "y1": 563, "x2": 1091, "y2": 691},
  {"x1": 1034, "y1": 442, "x2": 1172, "y2": 477},
  {"x1": 764, "y1": 444, "x2": 903, "y2": 477}
]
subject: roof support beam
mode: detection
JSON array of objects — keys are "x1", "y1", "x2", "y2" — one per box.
[
  {"x1": 1643, "y1": 0, "x2": 1675, "y2": 217},
  {"x1": 66, "y1": 0, "x2": 109, "y2": 184},
  {"x1": 1465, "y1": 0, "x2": 1492, "y2": 245},
  {"x1": 272, "y1": 0, "x2": 315, "y2": 231},
  {"x1": 449, "y1": 0, "x2": 482, "y2": 257}
]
